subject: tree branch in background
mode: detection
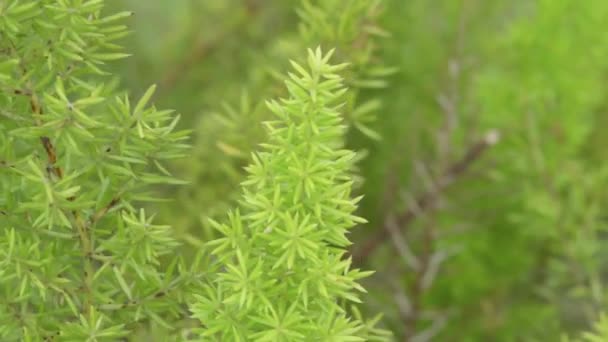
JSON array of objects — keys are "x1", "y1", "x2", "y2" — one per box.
[{"x1": 351, "y1": 129, "x2": 500, "y2": 265}]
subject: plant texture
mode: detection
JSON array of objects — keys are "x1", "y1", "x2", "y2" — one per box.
[
  {"x1": 0, "y1": 1, "x2": 197, "y2": 340},
  {"x1": 190, "y1": 47, "x2": 390, "y2": 341},
  {"x1": 115, "y1": 0, "x2": 393, "y2": 251},
  {"x1": 4, "y1": 0, "x2": 608, "y2": 341}
]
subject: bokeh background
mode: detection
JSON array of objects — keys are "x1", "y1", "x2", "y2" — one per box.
[{"x1": 104, "y1": 0, "x2": 608, "y2": 340}]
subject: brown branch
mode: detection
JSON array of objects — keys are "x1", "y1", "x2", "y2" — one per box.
[
  {"x1": 401, "y1": 218, "x2": 434, "y2": 340},
  {"x1": 89, "y1": 197, "x2": 121, "y2": 226},
  {"x1": 361, "y1": 7, "x2": 479, "y2": 340},
  {"x1": 0, "y1": 159, "x2": 15, "y2": 168},
  {"x1": 6, "y1": 33, "x2": 97, "y2": 317},
  {"x1": 28, "y1": 89, "x2": 95, "y2": 315},
  {"x1": 351, "y1": 130, "x2": 500, "y2": 265},
  {"x1": 40, "y1": 136, "x2": 63, "y2": 179}
]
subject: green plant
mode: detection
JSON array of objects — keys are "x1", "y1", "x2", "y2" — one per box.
[
  {"x1": 190, "y1": 47, "x2": 390, "y2": 341},
  {"x1": 0, "y1": 1, "x2": 195, "y2": 340},
  {"x1": 5, "y1": 0, "x2": 608, "y2": 341},
  {"x1": 129, "y1": 0, "x2": 392, "y2": 250}
]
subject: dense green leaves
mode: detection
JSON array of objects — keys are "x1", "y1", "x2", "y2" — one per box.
[
  {"x1": 138, "y1": 0, "x2": 391, "y2": 250},
  {"x1": 190, "y1": 48, "x2": 389, "y2": 341},
  {"x1": 0, "y1": 0, "x2": 193, "y2": 339},
  {"x1": 4, "y1": 0, "x2": 608, "y2": 340}
]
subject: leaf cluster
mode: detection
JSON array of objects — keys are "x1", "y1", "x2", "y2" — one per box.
[{"x1": 191, "y1": 48, "x2": 390, "y2": 341}]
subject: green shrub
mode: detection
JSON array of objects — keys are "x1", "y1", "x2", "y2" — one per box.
[
  {"x1": 3, "y1": 0, "x2": 608, "y2": 341},
  {"x1": 0, "y1": 1, "x2": 194, "y2": 340}
]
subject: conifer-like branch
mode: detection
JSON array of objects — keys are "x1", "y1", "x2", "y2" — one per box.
[
  {"x1": 191, "y1": 47, "x2": 391, "y2": 341},
  {"x1": 0, "y1": 1, "x2": 191, "y2": 339}
]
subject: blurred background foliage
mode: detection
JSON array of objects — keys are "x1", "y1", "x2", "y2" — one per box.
[{"x1": 105, "y1": 0, "x2": 608, "y2": 340}]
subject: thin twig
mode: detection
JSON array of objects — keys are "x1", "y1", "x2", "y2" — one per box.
[
  {"x1": 390, "y1": 275, "x2": 414, "y2": 323},
  {"x1": 386, "y1": 215, "x2": 421, "y2": 271},
  {"x1": 410, "y1": 312, "x2": 449, "y2": 342},
  {"x1": 420, "y1": 247, "x2": 461, "y2": 291},
  {"x1": 351, "y1": 129, "x2": 500, "y2": 265},
  {"x1": 10, "y1": 38, "x2": 96, "y2": 314},
  {"x1": 89, "y1": 197, "x2": 121, "y2": 226}
]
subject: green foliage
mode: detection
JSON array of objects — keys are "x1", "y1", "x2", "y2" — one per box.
[
  {"x1": 190, "y1": 48, "x2": 390, "y2": 341},
  {"x1": 4, "y1": 0, "x2": 608, "y2": 341},
  {"x1": 122, "y1": 0, "x2": 392, "y2": 249},
  {"x1": 0, "y1": 0, "x2": 196, "y2": 340},
  {"x1": 356, "y1": 0, "x2": 608, "y2": 340}
]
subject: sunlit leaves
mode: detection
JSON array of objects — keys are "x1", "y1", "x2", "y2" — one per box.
[
  {"x1": 193, "y1": 48, "x2": 387, "y2": 340},
  {"x1": 269, "y1": 212, "x2": 321, "y2": 270},
  {"x1": 0, "y1": 0, "x2": 190, "y2": 339},
  {"x1": 108, "y1": 209, "x2": 180, "y2": 265},
  {"x1": 296, "y1": 0, "x2": 390, "y2": 139},
  {"x1": 249, "y1": 304, "x2": 307, "y2": 341},
  {"x1": 60, "y1": 307, "x2": 129, "y2": 341}
]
